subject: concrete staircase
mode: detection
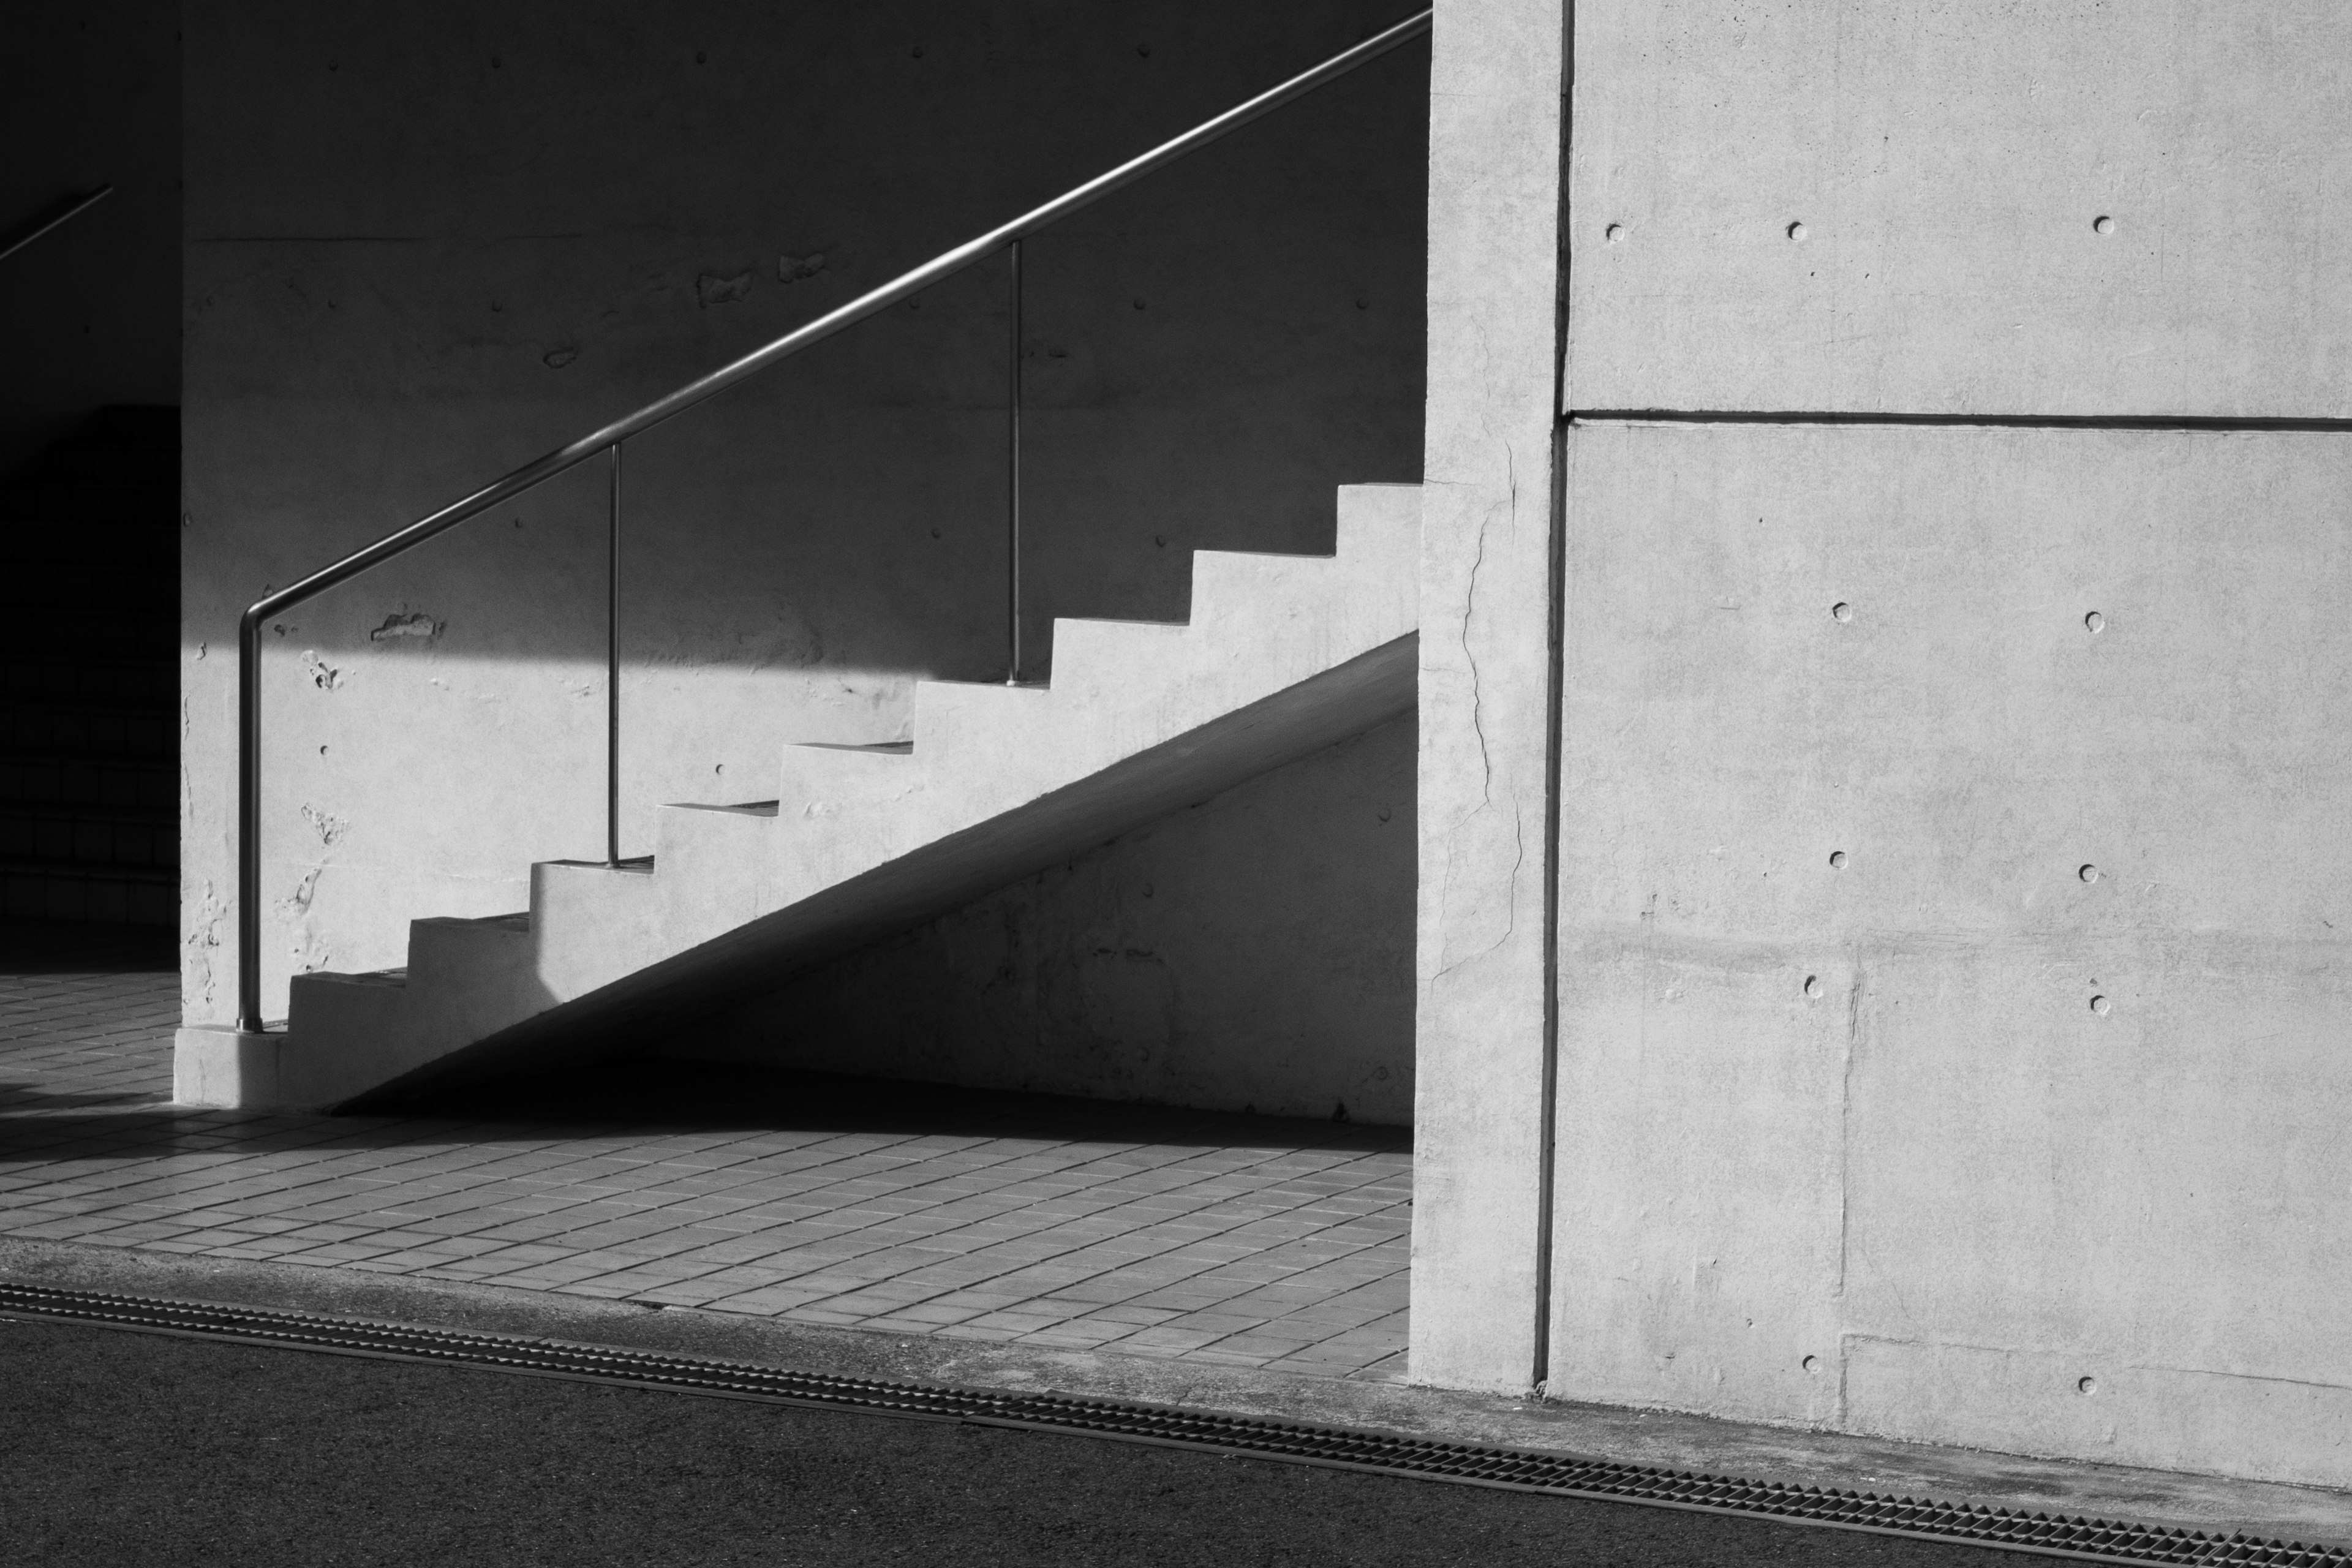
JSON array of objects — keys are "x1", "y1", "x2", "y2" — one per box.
[
  {"x1": 0, "y1": 409, "x2": 179, "y2": 926},
  {"x1": 177, "y1": 483, "x2": 1419, "y2": 1109}
]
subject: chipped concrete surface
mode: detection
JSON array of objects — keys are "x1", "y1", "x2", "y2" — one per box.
[
  {"x1": 366, "y1": 611, "x2": 443, "y2": 643},
  {"x1": 695, "y1": 270, "x2": 755, "y2": 308}
]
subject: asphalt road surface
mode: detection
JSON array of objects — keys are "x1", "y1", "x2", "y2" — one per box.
[{"x1": 2, "y1": 1316, "x2": 2011, "y2": 1567}]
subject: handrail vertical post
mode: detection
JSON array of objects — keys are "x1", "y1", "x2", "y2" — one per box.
[
  {"x1": 236, "y1": 611, "x2": 264, "y2": 1033},
  {"x1": 607, "y1": 442, "x2": 622, "y2": 868},
  {"x1": 1006, "y1": 239, "x2": 1023, "y2": 686}
]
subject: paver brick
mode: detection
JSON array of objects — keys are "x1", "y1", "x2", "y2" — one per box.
[{"x1": 2, "y1": 941, "x2": 1411, "y2": 1384}]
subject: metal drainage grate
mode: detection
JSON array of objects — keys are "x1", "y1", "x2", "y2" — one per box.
[{"x1": 1, "y1": 1282, "x2": 2340, "y2": 1567}]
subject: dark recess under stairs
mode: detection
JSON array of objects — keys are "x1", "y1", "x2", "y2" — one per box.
[{"x1": 0, "y1": 407, "x2": 179, "y2": 925}]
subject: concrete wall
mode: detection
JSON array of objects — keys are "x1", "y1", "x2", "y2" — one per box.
[
  {"x1": 0, "y1": 0, "x2": 179, "y2": 472},
  {"x1": 665, "y1": 712, "x2": 1415, "y2": 1125},
  {"x1": 1499, "y1": 0, "x2": 2352, "y2": 1490},
  {"x1": 1553, "y1": 423, "x2": 2352, "y2": 1487},
  {"x1": 1568, "y1": 2, "x2": 2352, "y2": 416},
  {"x1": 1408, "y1": 0, "x2": 1566, "y2": 1389},
  {"x1": 181, "y1": 2, "x2": 1427, "y2": 1023}
]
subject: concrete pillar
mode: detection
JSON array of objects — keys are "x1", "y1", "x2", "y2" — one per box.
[{"x1": 1409, "y1": 0, "x2": 1566, "y2": 1392}]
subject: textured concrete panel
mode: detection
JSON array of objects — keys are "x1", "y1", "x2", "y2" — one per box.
[
  {"x1": 1846, "y1": 1339, "x2": 2352, "y2": 1494},
  {"x1": 1569, "y1": 2, "x2": 2352, "y2": 415},
  {"x1": 1411, "y1": 0, "x2": 1567, "y2": 1392},
  {"x1": 1551, "y1": 423, "x2": 2352, "y2": 1484}
]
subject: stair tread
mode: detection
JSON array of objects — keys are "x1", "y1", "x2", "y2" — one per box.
[{"x1": 319, "y1": 968, "x2": 407, "y2": 987}]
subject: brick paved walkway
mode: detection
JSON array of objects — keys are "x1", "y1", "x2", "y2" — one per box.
[{"x1": 0, "y1": 923, "x2": 1411, "y2": 1379}]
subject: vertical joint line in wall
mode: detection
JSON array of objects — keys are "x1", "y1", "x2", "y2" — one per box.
[
  {"x1": 1532, "y1": 417, "x2": 1566, "y2": 1392},
  {"x1": 1532, "y1": 0, "x2": 1575, "y2": 1395},
  {"x1": 1837, "y1": 941, "x2": 1861, "y2": 1428}
]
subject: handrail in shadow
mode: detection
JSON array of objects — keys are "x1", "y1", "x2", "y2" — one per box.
[
  {"x1": 234, "y1": 10, "x2": 1433, "y2": 1033},
  {"x1": 0, "y1": 186, "x2": 113, "y2": 265}
]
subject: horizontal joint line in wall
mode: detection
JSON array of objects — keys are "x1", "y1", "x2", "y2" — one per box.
[{"x1": 1568, "y1": 409, "x2": 2352, "y2": 434}]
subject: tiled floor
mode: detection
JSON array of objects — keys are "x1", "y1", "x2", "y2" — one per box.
[{"x1": 0, "y1": 923, "x2": 1411, "y2": 1379}]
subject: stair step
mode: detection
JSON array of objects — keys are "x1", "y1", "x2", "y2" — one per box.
[
  {"x1": 1041, "y1": 618, "x2": 1192, "y2": 704},
  {"x1": 905, "y1": 678, "x2": 1054, "y2": 755}
]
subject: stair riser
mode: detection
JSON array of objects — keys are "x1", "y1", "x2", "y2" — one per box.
[
  {"x1": 277, "y1": 916, "x2": 538, "y2": 1106},
  {"x1": 531, "y1": 860, "x2": 662, "y2": 1000},
  {"x1": 1039, "y1": 620, "x2": 1191, "y2": 707},
  {"x1": 1189, "y1": 556, "x2": 1413, "y2": 650}
]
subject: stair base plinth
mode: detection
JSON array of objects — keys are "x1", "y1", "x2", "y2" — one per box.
[{"x1": 173, "y1": 1025, "x2": 284, "y2": 1109}]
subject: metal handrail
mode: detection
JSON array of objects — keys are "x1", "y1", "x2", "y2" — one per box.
[
  {"x1": 234, "y1": 10, "x2": 1433, "y2": 1033},
  {"x1": 0, "y1": 186, "x2": 113, "y2": 265}
]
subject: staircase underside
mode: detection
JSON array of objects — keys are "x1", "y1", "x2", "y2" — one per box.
[{"x1": 348, "y1": 631, "x2": 1414, "y2": 1109}]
